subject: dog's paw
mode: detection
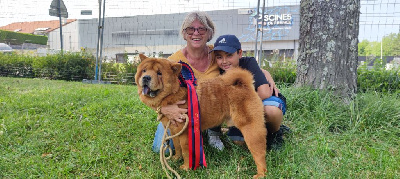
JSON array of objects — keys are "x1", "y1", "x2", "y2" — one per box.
[
  {"x1": 179, "y1": 165, "x2": 190, "y2": 170},
  {"x1": 252, "y1": 173, "x2": 266, "y2": 179},
  {"x1": 172, "y1": 155, "x2": 182, "y2": 161}
]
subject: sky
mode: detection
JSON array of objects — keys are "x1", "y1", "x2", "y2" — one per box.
[{"x1": 0, "y1": 0, "x2": 399, "y2": 41}]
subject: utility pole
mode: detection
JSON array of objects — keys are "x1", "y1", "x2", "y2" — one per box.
[
  {"x1": 95, "y1": 0, "x2": 106, "y2": 81},
  {"x1": 255, "y1": 0, "x2": 266, "y2": 67},
  {"x1": 58, "y1": 0, "x2": 63, "y2": 55},
  {"x1": 94, "y1": 0, "x2": 101, "y2": 81},
  {"x1": 99, "y1": 0, "x2": 106, "y2": 81},
  {"x1": 381, "y1": 39, "x2": 383, "y2": 60},
  {"x1": 254, "y1": 0, "x2": 260, "y2": 66},
  {"x1": 258, "y1": 0, "x2": 266, "y2": 66}
]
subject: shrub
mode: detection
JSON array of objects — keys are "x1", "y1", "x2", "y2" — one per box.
[
  {"x1": 0, "y1": 51, "x2": 95, "y2": 81},
  {"x1": 0, "y1": 30, "x2": 48, "y2": 45},
  {"x1": 263, "y1": 60, "x2": 297, "y2": 85},
  {"x1": 262, "y1": 59, "x2": 399, "y2": 93},
  {"x1": 101, "y1": 60, "x2": 138, "y2": 84},
  {"x1": 0, "y1": 52, "x2": 35, "y2": 77},
  {"x1": 2, "y1": 52, "x2": 399, "y2": 92},
  {"x1": 357, "y1": 64, "x2": 400, "y2": 93}
]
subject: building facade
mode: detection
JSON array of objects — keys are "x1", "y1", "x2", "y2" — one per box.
[{"x1": 48, "y1": 5, "x2": 300, "y2": 61}]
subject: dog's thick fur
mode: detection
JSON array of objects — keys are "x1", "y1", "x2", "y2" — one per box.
[{"x1": 135, "y1": 54, "x2": 267, "y2": 178}]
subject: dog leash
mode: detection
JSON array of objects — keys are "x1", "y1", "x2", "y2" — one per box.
[
  {"x1": 159, "y1": 114, "x2": 189, "y2": 179},
  {"x1": 178, "y1": 61, "x2": 207, "y2": 169}
]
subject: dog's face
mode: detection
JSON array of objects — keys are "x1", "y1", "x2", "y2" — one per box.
[{"x1": 135, "y1": 54, "x2": 182, "y2": 101}]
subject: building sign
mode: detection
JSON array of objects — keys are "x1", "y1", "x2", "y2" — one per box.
[
  {"x1": 257, "y1": 14, "x2": 293, "y2": 26},
  {"x1": 238, "y1": 5, "x2": 299, "y2": 42}
]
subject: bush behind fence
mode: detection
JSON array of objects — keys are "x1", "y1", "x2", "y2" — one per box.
[
  {"x1": 263, "y1": 60, "x2": 399, "y2": 92},
  {"x1": 0, "y1": 30, "x2": 48, "y2": 45},
  {"x1": 1, "y1": 52, "x2": 399, "y2": 92},
  {"x1": 0, "y1": 52, "x2": 138, "y2": 84},
  {"x1": 0, "y1": 52, "x2": 95, "y2": 81}
]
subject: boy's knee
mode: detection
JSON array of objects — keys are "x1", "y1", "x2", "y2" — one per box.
[{"x1": 264, "y1": 106, "x2": 283, "y2": 117}]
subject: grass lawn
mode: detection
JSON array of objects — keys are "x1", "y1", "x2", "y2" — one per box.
[{"x1": 1, "y1": 77, "x2": 399, "y2": 178}]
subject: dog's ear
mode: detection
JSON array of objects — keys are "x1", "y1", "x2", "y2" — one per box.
[
  {"x1": 139, "y1": 54, "x2": 148, "y2": 61},
  {"x1": 171, "y1": 63, "x2": 182, "y2": 76}
]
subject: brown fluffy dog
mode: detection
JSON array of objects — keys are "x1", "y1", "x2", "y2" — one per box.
[{"x1": 135, "y1": 54, "x2": 267, "y2": 178}]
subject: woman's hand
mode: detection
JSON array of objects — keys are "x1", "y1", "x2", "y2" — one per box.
[{"x1": 160, "y1": 100, "x2": 188, "y2": 126}]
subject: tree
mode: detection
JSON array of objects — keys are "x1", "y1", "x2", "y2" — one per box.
[
  {"x1": 358, "y1": 39, "x2": 369, "y2": 56},
  {"x1": 357, "y1": 33, "x2": 400, "y2": 57},
  {"x1": 364, "y1": 41, "x2": 380, "y2": 56},
  {"x1": 296, "y1": 0, "x2": 360, "y2": 98},
  {"x1": 382, "y1": 33, "x2": 400, "y2": 56}
]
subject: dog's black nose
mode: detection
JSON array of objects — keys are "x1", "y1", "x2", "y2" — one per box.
[{"x1": 142, "y1": 75, "x2": 151, "y2": 83}]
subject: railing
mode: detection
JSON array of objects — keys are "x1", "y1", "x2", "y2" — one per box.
[{"x1": 102, "y1": 72, "x2": 136, "y2": 85}]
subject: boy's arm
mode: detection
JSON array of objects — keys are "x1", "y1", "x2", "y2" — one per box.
[
  {"x1": 257, "y1": 84, "x2": 272, "y2": 100},
  {"x1": 261, "y1": 69, "x2": 279, "y2": 97},
  {"x1": 242, "y1": 57, "x2": 272, "y2": 100}
]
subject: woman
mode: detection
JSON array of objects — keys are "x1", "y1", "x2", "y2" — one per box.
[{"x1": 152, "y1": 11, "x2": 225, "y2": 152}]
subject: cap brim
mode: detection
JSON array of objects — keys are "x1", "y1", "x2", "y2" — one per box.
[{"x1": 210, "y1": 46, "x2": 238, "y2": 54}]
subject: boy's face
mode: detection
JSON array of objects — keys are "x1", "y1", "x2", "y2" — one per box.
[{"x1": 215, "y1": 50, "x2": 242, "y2": 71}]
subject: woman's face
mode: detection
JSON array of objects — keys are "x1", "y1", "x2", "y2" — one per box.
[{"x1": 184, "y1": 19, "x2": 209, "y2": 48}]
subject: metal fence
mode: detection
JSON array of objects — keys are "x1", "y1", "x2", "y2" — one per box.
[{"x1": 1, "y1": 0, "x2": 398, "y2": 54}]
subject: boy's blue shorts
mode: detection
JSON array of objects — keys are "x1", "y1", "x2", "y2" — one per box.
[{"x1": 262, "y1": 93, "x2": 286, "y2": 115}]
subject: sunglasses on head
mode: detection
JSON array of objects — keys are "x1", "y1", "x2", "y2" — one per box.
[{"x1": 184, "y1": 27, "x2": 208, "y2": 35}]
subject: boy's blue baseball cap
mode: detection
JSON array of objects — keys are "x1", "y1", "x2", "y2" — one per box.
[{"x1": 211, "y1": 34, "x2": 241, "y2": 54}]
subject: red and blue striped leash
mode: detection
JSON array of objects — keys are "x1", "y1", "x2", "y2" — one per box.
[{"x1": 178, "y1": 61, "x2": 207, "y2": 170}]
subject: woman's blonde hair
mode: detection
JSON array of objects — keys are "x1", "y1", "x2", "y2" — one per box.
[{"x1": 180, "y1": 11, "x2": 216, "y2": 42}]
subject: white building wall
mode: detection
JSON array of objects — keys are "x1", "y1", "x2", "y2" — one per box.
[
  {"x1": 48, "y1": 6, "x2": 300, "y2": 59},
  {"x1": 48, "y1": 21, "x2": 79, "y2": 52}
]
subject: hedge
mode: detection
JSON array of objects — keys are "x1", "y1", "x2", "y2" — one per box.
[
  {"x1": 0, "y1": 30, "x2": 48, "y2": 45},
  {"x1": 263, "y1": 60, "x2": 297, "y2": 85},
  {"x1": 0, "y1": 52, "x2": 95, "y2": 81},
  {"x1": 0, "y1": 52, "x2": 137, "y2": 84},
  {"x1": 1, "y1": 52, "x2": 399, "y2": 92},
  {"x1": 357, "y1": 65, "x2": 400, "y2": 93}
]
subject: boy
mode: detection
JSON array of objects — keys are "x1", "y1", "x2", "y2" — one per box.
[{"x1": 207, "y1": 34, "x2": 289, "y2": 150}]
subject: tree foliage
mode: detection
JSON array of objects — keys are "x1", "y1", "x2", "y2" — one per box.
[{"x1": 358, "y1": 33, "x2": 400, "y2": 56}]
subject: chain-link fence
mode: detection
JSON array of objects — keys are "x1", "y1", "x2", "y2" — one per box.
[{"x1": 1, "y1": 0, "x2": 398, "y2": 57}]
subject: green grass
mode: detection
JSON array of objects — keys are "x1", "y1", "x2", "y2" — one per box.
[{"x1": 1, "y1": 77, "x2": 399, "y2": 178}]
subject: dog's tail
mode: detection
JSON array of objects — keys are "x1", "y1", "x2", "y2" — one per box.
[{"x1": 222, "y1": 68, "x2": 255, "y2": 90}]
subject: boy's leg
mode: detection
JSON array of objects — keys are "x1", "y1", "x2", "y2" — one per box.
[
  {"x1": 262, "y1": 94, "x2": 290, "y2": 150},
  {"x1": 264, "y1": 106, "x2": 283, "y2": 133},
  {"x1": 262, "y1": 94, "x2": 286, "y2": 133}
]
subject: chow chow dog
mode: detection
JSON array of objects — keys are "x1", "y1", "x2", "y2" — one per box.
[{"x1": 135, "y1": 54, "x2": 267, "y2": 178}]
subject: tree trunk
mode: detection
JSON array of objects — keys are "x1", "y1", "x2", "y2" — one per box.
[{"x1": 296, "y1": 0, "x2": 360, "y2": 98}]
